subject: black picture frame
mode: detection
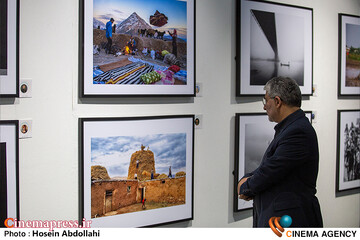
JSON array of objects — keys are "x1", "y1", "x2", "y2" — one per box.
[
  {"x1": 79, "y1": 115, "x2": 194, "y2": 227},
  {"x1": 0, "y1": 143, "x2": 7, "y2": 227},
  {"x1": 234, "y1": 112, "x2": 312, "y2": 211},
  {"x1": 0, "y1": 120, "x2": 19, "y2": 225},
  {"x1": 79, "y1": 0, "x2": 196, "y2": 97},
  {"x1": 236, "y1": 0, "x2": 313, "y2": 96},
  {"x1": 0, "y1": 0, "x2": 19, "y2": 97},
  {"x1": 338, "y1": 14, "x2": 360, "y2": 97},
  {"x1": 336, "y1": 110, "x2": 360, "y2": 193}
]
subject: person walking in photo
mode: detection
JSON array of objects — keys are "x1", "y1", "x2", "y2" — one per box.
[
  {"x1": 142, "y1": 198, "x2": 146, "y2": 209},
  {"x1": 105, "y1": 18, "x2": 115, "y2": 54}
]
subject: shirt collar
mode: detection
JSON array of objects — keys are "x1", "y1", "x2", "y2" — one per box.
[{"x1": 274, "y1": 109, "x2": 304, "y2": 135}]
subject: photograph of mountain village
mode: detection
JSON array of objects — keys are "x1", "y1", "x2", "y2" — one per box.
[
  {"x1": 90, "y1": 134, "x2": 187, "y2": 218},
  {"x1": 92, "y1": 0, "x2": 189, "y2": 85}
]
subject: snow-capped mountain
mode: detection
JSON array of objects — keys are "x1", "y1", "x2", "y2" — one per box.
[
  {"x1": 116, "y1": 12, "x2": 152, "y2": 35},
  {"x1": 93, "y1": 18, "x2": 105, "y2": 29}
]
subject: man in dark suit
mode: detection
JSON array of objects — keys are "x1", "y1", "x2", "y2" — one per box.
[{"x1": 237, "y1": 76, "x2": 323, "y2": 227}]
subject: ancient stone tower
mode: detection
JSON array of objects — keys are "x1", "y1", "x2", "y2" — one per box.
[{"x1": 127, "y1": 144, "x2": 156, "y2": 181}]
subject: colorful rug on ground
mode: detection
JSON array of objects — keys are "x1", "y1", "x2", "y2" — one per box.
[{"x1": 93, "y1": 62, "x2": 154, "y2": 84}]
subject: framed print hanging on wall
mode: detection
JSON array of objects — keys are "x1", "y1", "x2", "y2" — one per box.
[
  {"x1": 0, "y1": 142, "x2": 7, "y2": 227},
  {"x1": 79, "y1": 115, "x2": 194, "y2": 227},
  {"x1": 234, "y1": 112, "x2": 312, "y2": 211},
  {"x1": 336, "y1": 110, "x2": 360, "y2": 193},
  {"x1": 0, "y1": 121, "x2": 19, "y2": 226},
  {"x1": 79, "y1": 0, "x2": 196, "y2": 97},
  {"x1": 0, "y1": 0, "x2": 19, "y2": 97},
  {"x1": 236, "y1": 0, "x2": 313, "y2": 96},
  {"x1": 338, "y1": 14, "x2": 360, "y2": 97}
]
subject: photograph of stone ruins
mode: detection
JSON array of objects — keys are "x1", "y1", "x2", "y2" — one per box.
[{"x1": 91, "y1": 134, "x2": 187, "y2": 219}]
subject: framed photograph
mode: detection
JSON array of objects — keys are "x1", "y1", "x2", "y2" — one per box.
[
  {"x1": 0, "y1": 0, "x2": 19, "y2": 97},
  {"x1": 338, "y1": 14, "x2": 360, "y2": 96},
  {"x1": 236, "y1": 0, "x2": 313, "y2": 96},
  {"x1": 0, "y1": 143, "x2": 7, "y2": 227},
  {"x1": 0, "y1": 121, "x2": 19, "y2": 226},
  {"x1": 79, "y1": 115, "x2": 194, "y2": 227},
  {"x1": 79, "y1": 0, "x2": 195, "y2": 97},
  {"x1": 336, "y1": 110, "x2": 360, "y2": 193},
  {"x1": 234, "y1": 112, "x2": 312, "y2": 211}
]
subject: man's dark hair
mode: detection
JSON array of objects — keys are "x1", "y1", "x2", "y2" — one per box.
[
  {"x1": 264, "y1": 76, "x2": 302, "y2": 107},
  {"x1": 110, "y1": 18, "x2": 114, "y2": 22}
]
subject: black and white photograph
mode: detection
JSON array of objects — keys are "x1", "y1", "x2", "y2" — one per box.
[
  {"x1": 338, "y1": 14, "x2": 360, "y2": 96},
  {"x1": 234, "y1": 112, "x2": 312, "y2": 211},
  {"x1": 79, "y1": 115, "x2": 194, "y2": 227},
  {"x1": 0, "y1": 0, "x2": 19, "y2": 97},
  {"x1": 236, "y1": 0, "x2": 313, "y2": 96},
  {"x1": 336, "y1": 110, "x2": 360, "y2": 193},
  {"x1": 0, "y1": 121, "x2": 19, "y2": 225}
]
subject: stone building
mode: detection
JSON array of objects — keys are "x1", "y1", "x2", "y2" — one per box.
[
  {"x1": 91, "y1": 177, "x2": 185, "y2": 218},
  {"x1": 91, "y1": 144, "x2": 186, "y2": 218},
  {"x1": 127, "y1": 145, "x2": 156, "y2": 181}
]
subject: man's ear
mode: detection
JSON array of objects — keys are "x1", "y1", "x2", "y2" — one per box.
[{"x1": 274, "y1": 96, "x2": 282, "y2": 108}]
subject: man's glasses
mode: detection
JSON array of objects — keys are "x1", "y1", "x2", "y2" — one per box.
[
  {"x1": 262, "y1": 98, "x2": 267, "y2": 105},
  {"x1": 262, "y1": 96, "x2": 277, "y2": 105}
]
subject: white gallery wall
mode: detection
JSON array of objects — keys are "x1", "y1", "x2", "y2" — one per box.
[{"x1": 0, "y1": 0, "x2": 359, "y2": 227}]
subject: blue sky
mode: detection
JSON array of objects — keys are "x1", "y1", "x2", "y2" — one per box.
[
  {"x1": 346, "y1": 24, "x2": 360, "y2": 48},
  {"x1": 94, "y1": 0, "x2": 187, "y2": 29},
  {"x1": 91, "y1": 133, "x2": 187, "y2": 178}
]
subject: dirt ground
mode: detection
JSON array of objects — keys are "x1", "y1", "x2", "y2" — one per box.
[
  {"x1": 345, "y1": 78, "x2": 360, "y2": 87},
  {"x1": 94, "y1": 50, "x2": 175, "y2": 69},
  {"x1": 103, "y1": 201, "x2": 185, "y2": 217},
  {"x1": 347, "y1": 57, "x2": 360, "y2": 67},
  {"x1": 345, "y1": 60, "x2": 360, "y2": 86}
]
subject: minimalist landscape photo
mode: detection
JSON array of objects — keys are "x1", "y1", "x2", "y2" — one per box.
[
  {"x1": 250, "y1": 10, "x2": 304, "y2": 86},
  {"x1": 235, "y1": 114, "x2": 275, "y2": 211},
  {"x1": 238, "y1": 0, "x2": 312, "y2": 95},
  {"x1": 244, "y1": 122, "x2": 273, "y2": 174}
]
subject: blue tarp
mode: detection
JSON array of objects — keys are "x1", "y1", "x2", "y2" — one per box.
[{"x1": 93, "y1": 66, "x2": 104, "y2": 78}]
